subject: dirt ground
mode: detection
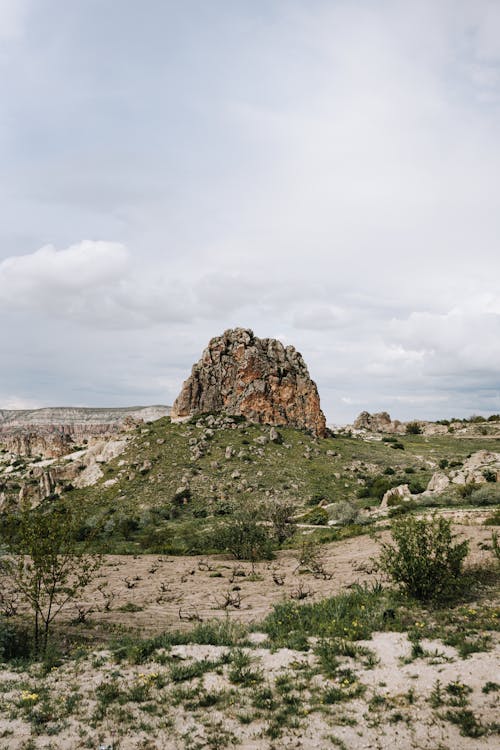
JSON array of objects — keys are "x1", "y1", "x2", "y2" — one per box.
[
  {"x1": 71, "y1": 516, "x2": 495, "y2": 636},
  {"x1": 0, "y1": 514, "x2": 498, "y2": 750}
]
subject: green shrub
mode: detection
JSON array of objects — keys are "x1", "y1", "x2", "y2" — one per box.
[
  {"x1": 212, "y1": 512, "x2": 274, "y2": 561},
  {"x1": 482, "y1": 469, "x2": 497, "y2": 483},
  {"x1": 470, "y1": 484, "x2": 500, "y2": 506},
  {"x1": 0, "y1": 618, "x2": 31, "y2": 661},
  {"x1": 406, "y1": 422, "x2": 422, "y2": 435},
  {"x1": 300, "y1": 507, "x2": 329, "y2": 525},
  {"x1": 378, "y1": 515, "x2": 469, "y2": 601}
]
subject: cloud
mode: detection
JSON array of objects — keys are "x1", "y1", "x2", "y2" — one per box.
[
  {"x1": 0, "y1": 241, "x2": 129, "y2": 316},
  {"x1": 1, "y1": 2, "x2": 500, "y2": 423},
  {"x1": 0, "y1": 0, "x2": 29, "y2": 40}
]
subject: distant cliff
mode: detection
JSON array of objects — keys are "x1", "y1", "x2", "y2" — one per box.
[{"x1": 0, "y1": 406, "x2": 170, "y2": 457}]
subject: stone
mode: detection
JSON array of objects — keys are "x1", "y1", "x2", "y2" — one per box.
[
  {"x1": 426, "y1": 472, "x2": 450, "y2": 493},
  {"x1": 380, "y1": 484, "x2": 412, "y2": 509},
  {"x1": 269, "y1": 426, "x2": 283, "y2": 444},
  {"x1": 353, "y1": 411, "x2": 404, "y2": 433},
  {"x1": 171, "y1": 328, "x2": 327, "y2": 437}
]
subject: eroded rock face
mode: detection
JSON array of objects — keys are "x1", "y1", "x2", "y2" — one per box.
[
  {"x1": 0, "y1": 406, "x2": 169, "y2": 458},
  {"x1": 353, "y1": 411, "x2": 404, "y2": 433},
  {"x1": 171, "y1": 328, "x2": 327, "y2": 436}
]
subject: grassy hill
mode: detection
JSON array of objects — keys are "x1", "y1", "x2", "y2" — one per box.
[{"x1": 59, "y1": 414, "x2": 500, "y2": 554}]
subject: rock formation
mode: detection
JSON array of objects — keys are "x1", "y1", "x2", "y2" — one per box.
[
  {"x1": 171, "y1": 328, "x2": 327, "y2": 437},
  {"x1": 353, "y1": 411, "x2": 405, "y2": 434},
  {"x1": 425, "y1": 450, "x2": 500, "y2": 493},
  {"x1": 0, "y1": 406, "x2": 169, "y2": 458}
]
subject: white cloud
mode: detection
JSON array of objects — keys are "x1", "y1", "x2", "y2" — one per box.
[
  {"x1": 0, "y1": 0, "x2": 28, "y2": 39},
  {"x1": 0, "y1": 241, "x2": 130, "y2": 316},
  {"x1": 0, "y1": 395, "x2": 41, "y2": 410},
  {"x1": 1, "y1": 2, "x2": 500, "y2": 423}
]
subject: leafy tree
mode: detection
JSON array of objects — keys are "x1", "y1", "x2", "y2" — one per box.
[
  {"x1": 1, "y1": 498, "x2": 101, "y2": 656},
  {"x1": 378, "y1": 514, "x2": 469, "y2": 601}
]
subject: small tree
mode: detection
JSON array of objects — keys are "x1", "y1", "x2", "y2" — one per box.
[
  {"x1": 1, "y1": 498, "x2": 101, "y2": 656},
  {"x1": 378, "y1": 514, "x2": 468, "y2": 601}
]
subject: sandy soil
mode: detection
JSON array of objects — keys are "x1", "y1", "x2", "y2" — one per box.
[
  {"x1": 0, "y1": 515, "x2": 498, "y2": 750},
  {"x1": 66, "y1": 518, "x2": 495, "y2": 636}
]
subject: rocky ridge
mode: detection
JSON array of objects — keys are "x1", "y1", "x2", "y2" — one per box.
[
  {"x1": 0, "y1": 405, "x2": 169, "y2": 458},
  {"x1": 171, "y1": 328, "x2": 327, "y2": 437}
]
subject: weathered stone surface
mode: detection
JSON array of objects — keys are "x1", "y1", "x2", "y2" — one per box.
[
  {"x1": 0, "y1": 406, "x2": 169, "y2": 458},
  {"x1": 426, "y1": 472, "x2": 450, "y2": 493},
  {"x1": 424, "y1": 451, "x2": 500, "y2": 494},
  {"x1": 353, "y1": 411, "x2": 404, "y2": 434},
  {"x1": 380, "y1": 484, "x2": 412, "y2": 509},
  {"x1": 171, "y1": 328, "x2": 327, "y2": 436}
]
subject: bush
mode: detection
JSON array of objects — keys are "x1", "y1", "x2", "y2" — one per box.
[
  {"x1": 482, "y1": 469, "x2": 497, "y2": 483},
  {"x1": 0, "y1": 618, "x2": 31, "y2": 661},
  {"x1": 406, "y1": 422, "x2": 422, "y2": 435},
  {"x1": 469, "y1": 484, "x2": 500, "y2": 506},
  {"x1": 300, "y1": 507, "x2": 329, "y2": 525},
  {"x1": 212, "y1": 512, "x2": 274, "y2": 561},
  {"x1": 378, "y1": 515, "x2": 469, "y2": 601},
  {"x1": 267, "y1": 500, "x2": 297, "y2": 544},
  {"x1": 329, "y1": 501, "x2": 360, "y2": 525}
]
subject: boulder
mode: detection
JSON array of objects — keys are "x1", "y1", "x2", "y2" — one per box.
[
  {"x1": 380, "y1": 483, "x2": 412, "y2": 509},
  {"x1": 426, "y1": 472, "x2": 450, "y2": 493}
]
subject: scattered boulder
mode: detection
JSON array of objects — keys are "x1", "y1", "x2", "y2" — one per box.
[
  {"x1": 426, "y1": 472, "x2": 450, "y2": 493},
  {"x1": 380, "y1": 484, "x2": 412, "y2": 509},
  {"x1": 353, "y1": 411, "x2": 404, "y2": 434}
]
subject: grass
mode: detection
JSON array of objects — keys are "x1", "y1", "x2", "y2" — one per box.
[
  {"x1": 3, "y1": 414, "x2": 498, "y2": 555},
  {"x1": 260, "y1": 583, "x2": 397, "y2": 645}
]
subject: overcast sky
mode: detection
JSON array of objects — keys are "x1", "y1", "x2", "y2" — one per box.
[{"x1": 1, "y1": 0, "x2": 499, "y2": 424}]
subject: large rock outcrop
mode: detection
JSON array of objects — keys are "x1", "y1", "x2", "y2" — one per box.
[
  {"x1": 171, "y1": 328, "x2": 327, "y2": 437},
  {"x1": 353, "y1": 411, "x2": 405, "y2": 434}
]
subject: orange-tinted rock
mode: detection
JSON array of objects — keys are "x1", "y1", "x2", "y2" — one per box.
[{"x1": 171, "y1": 328, "x2": 327, "y2": 437}]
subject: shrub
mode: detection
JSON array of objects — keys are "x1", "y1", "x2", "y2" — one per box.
[
  {"x1": 300, "y1": 507, "x2": 329, "y2": 526},
  {"x1": 482, "y1": 469, "x2": 497, "y2": 483},
  {"x1": 212, "y1": 511, "x2": 274, "y2": 561},
  {"x1": 378, "y1": 515, "x2": 469, "y2": 601},
  {"x1": 329, "y1": 500, "x2": 360, "y2": 525},
  {"x1": 470, "y1": 484, "x2": 500, "y2": 506},
  {"x1": 0, "y1": 618, "x2": 31, "y2": 661},
  {"x1": 406, "y1": 422, "x2": 422, "y2": 435},
  {"x1": 267, "y1": 500, "x2": 297, "y2": 545}
]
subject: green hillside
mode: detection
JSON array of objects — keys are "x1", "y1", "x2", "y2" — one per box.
[{"x1": 62, "y1": 414, "x2": 500, "y2": 554}]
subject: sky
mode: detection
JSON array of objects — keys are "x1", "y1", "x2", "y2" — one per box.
[{"x1": 0, "y1": 0, "x2": 499, "y2": 425}]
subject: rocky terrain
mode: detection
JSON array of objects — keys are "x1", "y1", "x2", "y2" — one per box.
[
  {"x1": 171, "y1": 328, "x2": 327, "y2": 437},
  {"x1": 0, "y1": 405, "x2": 169, "y2": 458},
  {"x1": 0, "y1": 354, "x2": 499, "y2": 749},
  {"x1": 351, "y1": 410, "x2": 500, "y2": 438}
]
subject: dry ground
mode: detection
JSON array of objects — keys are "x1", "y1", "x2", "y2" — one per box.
[{"x1": 0, "y1": 514, "x2": 498, "y2": 750}]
